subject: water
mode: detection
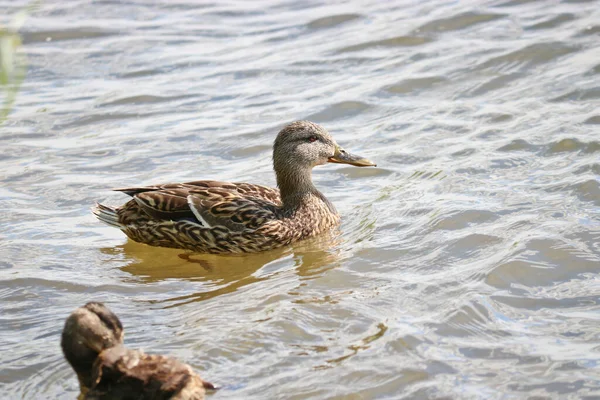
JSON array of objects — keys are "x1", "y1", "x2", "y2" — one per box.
[{"x1": 1, "y1": 0, "x2": 599, "y2": 398}]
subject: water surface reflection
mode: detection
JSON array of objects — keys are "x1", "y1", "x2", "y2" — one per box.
[{"x1": 1, "y1": 0, "x2": 599, "y2": 398}]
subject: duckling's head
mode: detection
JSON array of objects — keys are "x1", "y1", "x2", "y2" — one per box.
[
  {"x1": 61, "y1": 302, "x2": 124, "y2": 390},
  {"x1": 273, "y1": 121, "x2": 376, "y2": 171}
]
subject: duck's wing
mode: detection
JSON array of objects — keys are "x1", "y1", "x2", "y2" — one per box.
[
  {"x1": 114, "y1": 186, "x2": 195, "y2": 221},
  {"x1": 116, "y1": 180, "x2": 280, "y2": 203},
  {"x1": 88, "y1": 346, "x2": 214, "y2": 400},
  {"x1": 114, "y1": 180, "x2": 281, "y2": 232},
  {"x1": 186, "y1": 188, "x2": 279, "y2": 232}
]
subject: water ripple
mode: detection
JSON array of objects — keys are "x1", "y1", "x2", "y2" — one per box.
[{"x1": 1, "y1": 0, "x2": 599, "y2": 398}]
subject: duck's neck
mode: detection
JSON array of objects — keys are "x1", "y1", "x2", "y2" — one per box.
[
  {"x1": 274, "y1": 159, "x2": 338, "y2": 216},
  {"x1": 276, "y1": 164, "x2": 318, "y2": 210}
]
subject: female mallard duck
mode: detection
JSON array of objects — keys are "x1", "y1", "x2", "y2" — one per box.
[
  {"x1": 93, "y1": 120, "x2": 375, "y2": 254},
  {"x1": 61, "y1": 302, "x2": 215, "y2": 400}
]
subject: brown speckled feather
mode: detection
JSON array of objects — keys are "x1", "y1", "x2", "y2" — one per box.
[
  {"x1": 86, "y1": 345, "x2": 212, "y2": 400},
  {"x1": 92, "y1": 121, "x2": 375, "y2": 254},
  {"x1": 94, "y1": 180, "x2": 338, "y2": 254},
  {"x1": 62, "y1": 302, "x2": 216, "y2": 400}
]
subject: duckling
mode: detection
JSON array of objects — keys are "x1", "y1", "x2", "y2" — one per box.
[
  {"x1": 93, "y1": 120, "x2": 375, "y2": 254},
  {"x1": 61, "y1": 302, "x2": 215, "y2": 399}
]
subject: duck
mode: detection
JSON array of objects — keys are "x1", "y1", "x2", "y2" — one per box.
[
  {"x1": 93, "y1": 120, "x2": 376, "y2": 254},
  {"x1": 61, "y1": 302, "x2": 215, "y2": 400}
]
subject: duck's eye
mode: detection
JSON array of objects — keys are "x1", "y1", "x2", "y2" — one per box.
[{"x1": 307, "y1": 136, "x2": 318, "y2": 143}]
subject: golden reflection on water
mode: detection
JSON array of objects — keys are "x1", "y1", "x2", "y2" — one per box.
[
  {"x1": 317, "y1": 322, "x2": 389, "y2": 370},
  {"x1": 101, "y1": 230, "x2": 345, "y2": 307}
]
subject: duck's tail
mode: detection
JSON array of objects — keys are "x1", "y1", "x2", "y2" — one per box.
[{"x1": 92, "y1": 202, "x2": 123, "y2": 229}]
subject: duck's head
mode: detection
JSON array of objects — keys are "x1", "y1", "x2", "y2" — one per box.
[
  {"x1": 273, "y1": 121, "x2": 376, "y2": 171},
  {"x1": 61, "y1": 302, "x2": 124, "y2": 390}
]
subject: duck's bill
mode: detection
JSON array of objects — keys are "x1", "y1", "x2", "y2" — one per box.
[{"x1": 328, "y1": 148, "x2": 376, "y2": 167}]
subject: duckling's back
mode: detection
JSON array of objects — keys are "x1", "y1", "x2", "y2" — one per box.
[{"x1": 86, "y1": 345, "x2": 212, "y2": 400}]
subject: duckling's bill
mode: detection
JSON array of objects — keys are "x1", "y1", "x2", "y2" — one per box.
[{"x1": 328, "y1": 146, "x2": 376, "y2": 167}]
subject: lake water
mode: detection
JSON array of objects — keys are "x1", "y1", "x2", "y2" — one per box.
[{"x1": 1, "y1": 0, "x2": 599, "y2": 398}]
